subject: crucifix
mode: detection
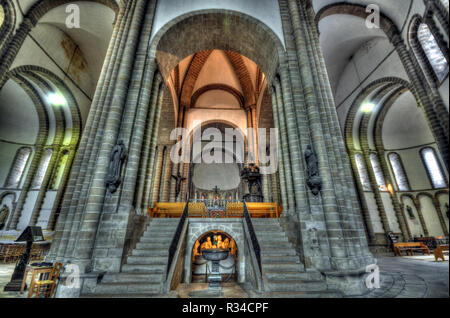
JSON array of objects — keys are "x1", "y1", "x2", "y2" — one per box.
[
  {"x1": 171, "y1": 173, "x2": 186, "y2": 199},
  {"x1": 213, "y1": 185, "x2": 220, "y2": 195}
]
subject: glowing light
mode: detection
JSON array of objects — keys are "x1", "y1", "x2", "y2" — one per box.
[
  {"x1": 361, "y1": 102, "x2": 375, "y2": 113},
  {"x1": 47, "y1": 93, "x2": 66, "y2": 106},
  {"x1": 387, "y1": 184, "x2": 394, "y2": 195}
]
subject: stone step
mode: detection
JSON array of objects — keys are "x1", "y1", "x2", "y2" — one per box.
[
  {"x1": 150, "y1": 219, "x2": 180, "y2": 225},
  {"x1": 94, "y1": 282, "x2": 162, "y2": 295},
  {"x1": 265, "y1": 271, "x2": 321, "y2": 281},
  {"x1": 263, "y1": 262, "x2": 304, "y2": 272},
  {"x1": 126, "y1": 256, "x2": 167, "y2": 265},
  {"x1": 140, "y1": 236, "x2": 174, "y2": 243},
  {"x1": 261, "y1": 255, "x2": 300, "y2": 264},
  {"x1": 266, "y1": 290, "x2": 342, "y2": 298},
  {"x1": 261, "y1": 248, "x2": 296, "y2": 256},
  {"x1": 102, "y1": 273, "x2": 163, "y2": 284},
  {"x1": 267, "y1": 280, "x2": 328, "y2": 292},
  {"x1": 257, "y1": 233, "x2": 287, "y2": 240},
  {"x1": 136, "y1": 242, "x2": 170, "y2": 250},
  {"x1": 132, "y1": 249, "x2": 169, "y2": 257},
  {"x1": 259, "y1": 241, "x2": 292, "y2": 249},
  {"x1": 122, "y1": 263, "x2": 166, "y2": 273}
]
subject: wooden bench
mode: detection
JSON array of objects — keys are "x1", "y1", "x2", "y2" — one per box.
[
  {"x1": 433, "y1": 244, "x2": 449, "y2": 262},
  {"x1": 393, "y1": 242, "x2": 430, "y2": 256},
  {"x1": 149, "y1": 202, "x2": 186, "y2": 218}
]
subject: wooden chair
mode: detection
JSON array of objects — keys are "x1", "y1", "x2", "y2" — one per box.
[{"x1": 28, "y1": 262, "x2": 64, "y2": 298}]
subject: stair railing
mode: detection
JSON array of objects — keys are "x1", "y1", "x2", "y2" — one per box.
[
  {"x1": 166, "y1": 201, "x2": 189, "y2": 279},
  {"x1": 243, "y1": 201, "x2": 262, "y2": 275}
]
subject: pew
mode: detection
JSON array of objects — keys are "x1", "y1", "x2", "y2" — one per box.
[
  {"x1": 433, "y1": 244, "x2": 449, "y2": 262},
  {"x1": 393, "y1": 242, "x2": 430, "y2": 256}
]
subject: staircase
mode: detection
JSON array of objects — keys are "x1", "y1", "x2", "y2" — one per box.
[
  {"x1": 85, "y1": 218, "x2": 179, "y2": 297},
  {"x1": 252, "y1": 219, "x2": 342, "y2": 298}
]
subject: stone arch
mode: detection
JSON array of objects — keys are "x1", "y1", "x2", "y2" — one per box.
[
  {"x1": 190, "y1": 84, "x2": 245, "y2": 109},
  {"x1": 315, "y1": 2, "x2": 398, "y2": 34},
  {"x1": 186, "y1": 222, "x2": 244, "y2": 283},
  {"x1": 150, "y1": 9, "x2": 285, "y2": 84},
  {"x1": 0, "y1": 0, "x2": 16, "y2": 57},
  {"x1": 24, "y1": 0, "x2": 119, "y2": 24}
]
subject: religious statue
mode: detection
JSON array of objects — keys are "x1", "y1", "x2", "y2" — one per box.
[
  {"x1": 304, "y1": 145, "x2": 322, "y2": 196},
  {"x1": 201, "y1": 237, "x2": 213, "y2": 250},
  {"x1": 106, "y1": 139, "x2": 127, "y2": 194},
  {"x1": 222, "y1": 238, "x2": 230, "y2": 250},
  {"x1": 0, "y1": 205, "x2": 10, "y2": 230},
  {"x1": 406, "y1": 205, "x2": 415, "y2": 218},
  {"x1": 171, "y1": 172, "x2": 186, "y2": 200}
]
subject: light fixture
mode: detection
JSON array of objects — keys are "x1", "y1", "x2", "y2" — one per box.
[
  {"x1": 387, "y1": 184, "x2": 394, "y2": 195},
  {"x1": 47, "y1": 93, "x2": 66, "y2": 106},
  {"x1": 361, "y1": 102, "x2": 375, "y2": 113}
]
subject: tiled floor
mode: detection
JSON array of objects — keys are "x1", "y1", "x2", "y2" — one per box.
[{"x1": 0, "y1": 255, "x2": 447, "y2": 298}]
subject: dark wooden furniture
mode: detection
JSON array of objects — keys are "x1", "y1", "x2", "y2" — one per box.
[{"x1": 393, "y1": 242, "x2": 430, "y2": 256}]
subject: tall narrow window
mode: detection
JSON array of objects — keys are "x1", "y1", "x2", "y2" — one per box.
[
  {"x1": 370, "y1": 153, "x2": 386, "y2": 191},
  {"x1": 4, "y1": 147, "x2": 32, "y2": 188},
  {"x1": 32, "y1": 149, "x2": 53, "y2": 189},
  {"x1": 440, "y1": 0, "x2": 449, "y2": 11},
  {"x1": 388, "y1": 153, "x2": 410, "y2": 191},
  {"x1": 355, "y1": 154, "x2": 371, "y2": 191},
  {"x1": 421, "y1": 147, "x2": 447, "y2": 189},
  {"x1": 418, "y1": 23, "x2": 449, "y2": 82}
]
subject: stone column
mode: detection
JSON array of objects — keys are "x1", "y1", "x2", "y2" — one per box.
[
  {"x1": 269, "y1": 87, "x2": 288, "y2": 210},
  {"x1": 48, "y1": 3, "x2": 132, "y2": 262},
  {"x1": 160, "y1": 145, "x2": 173, "y2": 202},
  {"x1": 142, "y1": 82, "x2": 165, "y2": 210},
  {"x1": 134, "y1": 71, "x2": 161, "y2": 212},
  {"x1": 288, "y1": 0, "x2": 374, "y2": 269},
  {"x1": 273, "y1": 78, "x2": 296, "y2": 215},
  {"x1": 66, "y1": 0, "x2": 147, "y2": 271},
  {"x1": 150, "y1": 147, "x2": 165, "y2": 207}
]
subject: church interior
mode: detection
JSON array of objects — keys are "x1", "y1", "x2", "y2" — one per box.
[{"x1": 0, "y1": 0, "x2": 448, "y2": 299}]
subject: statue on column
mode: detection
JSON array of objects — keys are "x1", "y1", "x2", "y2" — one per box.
[
  {"x1": 106, "y1": 139, "x2": 127, "y2": 194},
  {"x1": 304, "y1": 145, "x2": 322, "y2": 196}
]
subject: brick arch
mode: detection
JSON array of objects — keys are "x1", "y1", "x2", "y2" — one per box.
[
  {"x1": 224, "y1": 51, "x2": 256, "y2": 108},
  {"x1": 190, "y1": 83, "x2": 245, "y2": 109},
  {"x1": 151, "y1": 9, "x2": 284, "y2": 85},
  {"x1": 179, "y1": 50, "x2": 213, "y2": 109}
]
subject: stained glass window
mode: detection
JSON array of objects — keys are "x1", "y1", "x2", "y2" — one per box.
[
  {"x1": 418, "y1": 23, "x2": 449, "y2": 82},
  {"x1": 421, "y1": 147, "x2": 447, "y2": 189},
  {"x1": 32, "y1": 149, "x2": 53, "y2": 189},
  {"x1": 355, "y1": 153, "x2": 371, "y2": 191},
  {"x1": 370, "y1": 153, "x2": 386, "y2": 191},
  {"x1": 388, "y1": 153, "x2": 410, "y2": 191},
  {"x1": 4, "y1": 147, "x2": 31, "y2": 188}
]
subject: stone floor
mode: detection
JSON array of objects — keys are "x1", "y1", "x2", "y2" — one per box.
[{"x1": 0, "y1": 254, "x2": 447, "y2": 298}]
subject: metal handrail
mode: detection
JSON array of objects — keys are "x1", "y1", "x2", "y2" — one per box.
[
  {"x1": 243, "y1": 201, "x2": 262, "y2": 275},
  {"x1": 166, "y1": 201, "x2": 189, "y2": 278}
]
